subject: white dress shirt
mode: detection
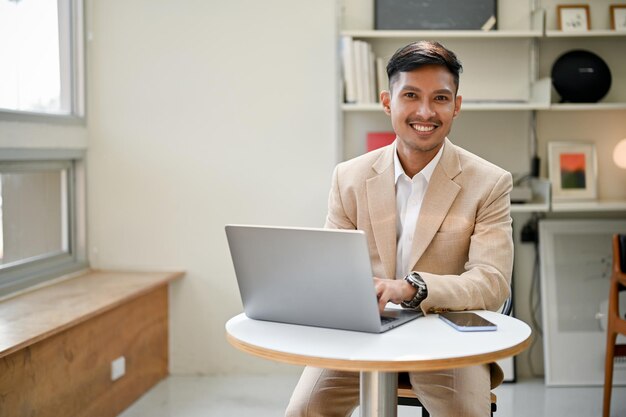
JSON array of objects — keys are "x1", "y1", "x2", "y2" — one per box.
[{"x1": 394, "y1": 142, "x2": 444, "y2": 279}]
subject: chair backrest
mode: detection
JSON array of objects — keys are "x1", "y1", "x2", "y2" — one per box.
[
  {"x1": 498, "y1": 295, "x2": 513, "y2": 316},
  {"x1": 618, "y1": 234, "x2": 626, "y2": 273}
]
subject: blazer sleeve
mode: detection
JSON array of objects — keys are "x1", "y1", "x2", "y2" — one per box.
[
  {"x1": 324, "y1": 165, "x2": 356, "y2": 230},
  {"x1": 418, "y1": 171, "x2": 514, "y2": 313}
]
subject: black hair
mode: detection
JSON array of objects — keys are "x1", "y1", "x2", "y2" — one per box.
[{"x1": 386, "y1": 41, "x2": 463, "y2": 93}]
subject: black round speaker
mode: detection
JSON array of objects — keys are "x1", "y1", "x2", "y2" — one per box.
[{"x1": 551, "y1": 50, "x2": 612, "y2": 103}]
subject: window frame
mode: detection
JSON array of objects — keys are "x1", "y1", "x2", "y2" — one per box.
[
  {"x1": 0, "y1": 148, "x2": 87, "y2": 297},
  {"x1": 0, "y1": 0, "x2": 85, "y2": 122}
]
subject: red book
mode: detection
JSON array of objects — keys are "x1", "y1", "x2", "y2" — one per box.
[{"x1": 366, "y1": 132, "x2": 396, "y2": 152}]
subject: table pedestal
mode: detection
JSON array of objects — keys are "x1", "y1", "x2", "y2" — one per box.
[{"x1": 360, "y1": 371, "x2": 398, "y2": 417}]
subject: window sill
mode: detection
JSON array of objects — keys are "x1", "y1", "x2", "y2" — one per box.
[
  {"x1": 0, "y1": 108, "x2": 85, "y2": 125},
  {"x1": 0, "y1": 269, "x2": 184, "y2": 359}
]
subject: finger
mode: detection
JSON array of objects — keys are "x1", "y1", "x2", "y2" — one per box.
[
  {"x1": 378, "y1": 291, "x2": 388, "y2": 313},
  {"x1": 374, "y1": 282, "x2": 383, "y2": 299}
]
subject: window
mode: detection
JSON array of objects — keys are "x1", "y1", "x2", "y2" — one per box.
[
  {"x1": 0, "y1": 0, "x2": 84, "y2": 117},
  {"x1": 0, "y1": 150, "x2": 86, "y2": 296}
]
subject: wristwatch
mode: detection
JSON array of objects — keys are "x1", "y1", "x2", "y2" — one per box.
[{"x1": 401, "y1": 271, "x2": 428, "y2": 309}]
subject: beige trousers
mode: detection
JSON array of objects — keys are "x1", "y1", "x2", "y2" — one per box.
[{"x1": 285, "y1": 364, "x2": 491, "y2": 417}]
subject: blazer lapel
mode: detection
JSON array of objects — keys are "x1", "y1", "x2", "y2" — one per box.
[
  {"x1": 407, "y1": 140, "x2": 462, "y2": 270},
  {"x1": 366, "y1": 146, "x2": 397, "y2": 279}
]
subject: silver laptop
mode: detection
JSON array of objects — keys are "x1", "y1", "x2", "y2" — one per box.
[{"x1": 225, "y1": 224, "x2": 421, "y2": 333}]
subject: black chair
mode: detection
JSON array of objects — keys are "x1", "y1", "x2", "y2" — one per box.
[
  {"x1": 397, "y1": 297, "x2": 513, "y2": 417},
  {"x1": 602, "y1": 234, "x2": 626, "y2": 417},
  {"x1": 397, "y1": 374, "x2": 497, "y2": 417}
]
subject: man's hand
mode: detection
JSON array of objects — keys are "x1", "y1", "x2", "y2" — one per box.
[{"x1": 373, "y1": 277, "x2": 417, "y2": 314}]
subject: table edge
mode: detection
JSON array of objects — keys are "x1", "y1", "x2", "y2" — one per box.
[{"x1": 225, "y1": 329, "x2": 533, "y2": 372}]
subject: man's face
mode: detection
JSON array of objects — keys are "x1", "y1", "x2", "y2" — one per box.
[{"x1": 381, "y1": 65, "x2": 462, "y2": 156}]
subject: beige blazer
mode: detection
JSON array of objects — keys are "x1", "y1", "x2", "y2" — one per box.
[
  {"x1": 325, "y1": 138, "x2": 514, "y2": 386},
  {"x1": 325, "y1": 138, "x2": 513, "y2": 312}
]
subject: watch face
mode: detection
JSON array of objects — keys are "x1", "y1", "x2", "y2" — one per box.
[{"x1": 418, "y1": 285, "x2": 427, "y2": 297}]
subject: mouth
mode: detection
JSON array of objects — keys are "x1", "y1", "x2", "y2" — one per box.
[{"x1": 409, "y1": 121, "x2": 439, "y2": 135}]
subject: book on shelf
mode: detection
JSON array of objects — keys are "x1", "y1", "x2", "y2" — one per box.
[
  {"x1": 368, "y1": 44, "x2": 376, "y2": 103},
  {"x1": 376, "y1": 57, "x2": 387, "y2": 97},
  {"x1": 356, "y1": 40, "x2": 368, "y2": 103},
  {"x1": 366, "y1": 131, "x2": 396, "y2": 152},
  {"x1": 340, "y1": 36, "x2": 357, "y2": 104},
  {"x1": 341, "y1": 38, "x2": 382, "y2": 105}
]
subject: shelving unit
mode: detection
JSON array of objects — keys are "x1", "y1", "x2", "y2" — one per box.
[
  {"x1": 337, "y1": 2, "x2": 626, "y2": 382},
  {"x1": 338, "y1": 0, "x2": 626, "y2": 211}
]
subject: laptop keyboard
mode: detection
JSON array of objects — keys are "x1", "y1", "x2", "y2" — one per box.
[{"x1": 380, "y1": 316, "x2": 397, "y2": 325}]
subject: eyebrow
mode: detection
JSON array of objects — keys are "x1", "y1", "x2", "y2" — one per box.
[{"x1": 399, "y1": 86, "x2": 454, "y2": 95}]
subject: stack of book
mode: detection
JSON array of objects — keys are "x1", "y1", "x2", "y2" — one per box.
[{"x1": 340, "y1": 36, "x2": 387, "y2": 105}]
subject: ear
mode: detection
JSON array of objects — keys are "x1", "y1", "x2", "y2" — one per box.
[
  {"x1": 380, "y1": 90, "x2": 391, "y2": 115},
  {"x1": 453, "y1": 95, "x2": 462, "y2": 118}
]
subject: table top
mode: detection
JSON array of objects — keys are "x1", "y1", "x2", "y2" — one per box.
[{"x1": 225, "y1": 311, "x2": 532, "y2": 372}]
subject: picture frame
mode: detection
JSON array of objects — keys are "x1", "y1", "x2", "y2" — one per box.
[
  {"x1": 539, "y1": 219, "x2": 626, "y2": 386},
  {"x1": 557, "y1": 4, "x2": 591, "y2": 31},
  {"x1": 610, "y1": 4, "x2": 626, "y2": 31},
  {"x1": 548, "y1": 141, "x2": 597, "y2": 201},
  {"x1": 375, "y1": 0, "x2": 498, "y2": 30}
]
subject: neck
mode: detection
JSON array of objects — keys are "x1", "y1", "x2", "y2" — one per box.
[{"x1": 397, "y1": 144, "x2": 442, "y2": 178}]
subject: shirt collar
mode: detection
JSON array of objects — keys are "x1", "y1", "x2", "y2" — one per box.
[{"x1": 394, "y1": 140, "x2": 445, "y2": 184}]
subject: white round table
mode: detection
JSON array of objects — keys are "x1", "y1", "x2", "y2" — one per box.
[{"x1": 226, "y1": 311, "x2": 531, "y2": 417}]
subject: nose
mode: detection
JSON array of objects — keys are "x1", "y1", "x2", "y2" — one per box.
[{"x1": 415, "y1": 100, "x2": 435, "y2": 120}]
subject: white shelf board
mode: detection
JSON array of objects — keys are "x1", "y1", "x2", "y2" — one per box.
[
  {"x1": 551, "y1": 200, "x2": 626, "y2": 212},
  {"x1": 461, "y1": 101, "x2": 550, "y2": 111},
  {"x1": 342, "y1": 101, "x2": 550, "y2": 112},
  {"x1": 341, "y1": 29, "x2": 626, "y2": 40},
  {"x1": 511, "y1": 203, "x2": 549, "y2": 213},
  {"x1": 511, "y1": 178, "x2": 551, "y2": 213},
  {"x1": 342, "y1": 103, "x2": 381, "y2": 112},
  {"x1": 545, "y1": 30, "x2": 626, "y2": 38},
  {"x1": 342, "y1": 102, "x2": 626, "y2": 112},
  {"x1": 341, "y1": 30, "x2": 543, "y2": 39},
  {"x1": 547, "y1": 103, "x2": 626, "y2": 111}
]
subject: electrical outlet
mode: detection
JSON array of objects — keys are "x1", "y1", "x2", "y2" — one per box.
[{"x1": 111, "y1": 356, "x2": 126, "y2": 381}]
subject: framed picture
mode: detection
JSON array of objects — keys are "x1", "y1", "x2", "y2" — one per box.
[
  {"x1": 548, "y1": 141, "x2": 597, "y2": 201},
  {"x1": 539, "y1": 219, "x2": 626, "y2": 386},
  {"x1": 375, "y1": 0, "x2": 497, "y2": 30},
  {"x1": 557, "y1": 4, "x2": 591, "y2": 31},
  {"x1": 610, "y1": 4, "x2": 626, "y2": 30}
]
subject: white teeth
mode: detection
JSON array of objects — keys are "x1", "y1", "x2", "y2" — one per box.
[{"x1": 412, "y1": 124, "x2": 435, "y2": 132}]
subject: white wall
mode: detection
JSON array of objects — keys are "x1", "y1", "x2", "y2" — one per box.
[{"x1": 86, "y1": 0, "x2": 338, "y2": 374}]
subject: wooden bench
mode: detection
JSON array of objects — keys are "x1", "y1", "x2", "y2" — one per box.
[{"x1": 0, "y1": 269, "x2": 183, "y2": 417}]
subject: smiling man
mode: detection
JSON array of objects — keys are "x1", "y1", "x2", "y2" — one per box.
[{"x1": 286, "y1": 41, "x2": 514, "y2": 417}]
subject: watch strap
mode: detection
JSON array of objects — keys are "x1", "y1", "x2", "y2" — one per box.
[{"x1": 401, "y1": 272, "x2": 428, "y2": 309}]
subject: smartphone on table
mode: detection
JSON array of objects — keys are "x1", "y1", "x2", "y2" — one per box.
[{"x1": 438, "y1": 312, "x2": 497, "y2": 332}]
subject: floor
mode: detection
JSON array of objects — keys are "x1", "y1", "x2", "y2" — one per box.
[{"x1": 119, "y1": 374, "x2": 626, "y2": 417}]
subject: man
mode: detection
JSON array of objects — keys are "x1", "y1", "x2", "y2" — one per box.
[{"x1": 286, "y1": 41, "x2": 513, "y2": 417}]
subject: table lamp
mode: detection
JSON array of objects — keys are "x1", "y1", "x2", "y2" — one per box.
[{"x1": 614, "y1": 138, "x2": 626, "y2": 169}]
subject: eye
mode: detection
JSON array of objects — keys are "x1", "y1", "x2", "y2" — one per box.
[
  {"x1": 404, "y1": 92, "x2": 417, "y2": 99},
  {"x1": 435, "y1": 95, "x2": 450, "y2": 101}
]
